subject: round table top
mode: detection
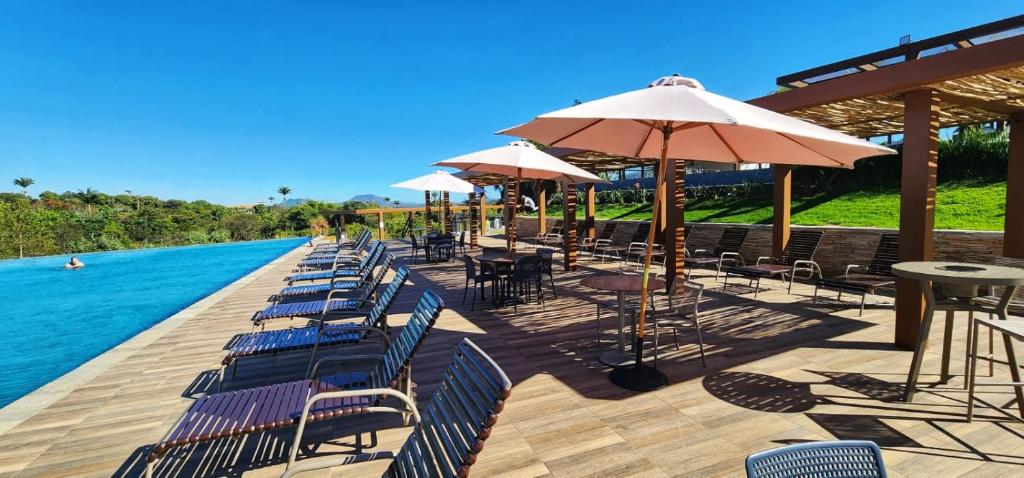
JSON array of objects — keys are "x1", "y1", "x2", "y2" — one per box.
[
  {"x1": 473, "y1": 252, "x2": 523, "y2": 264},
  {"x1": 580, "y1": 274, "x2": 666, "y2": 292},
  {"x1": 892, "y1": 261, "x2": 1024, "y2": 286}
]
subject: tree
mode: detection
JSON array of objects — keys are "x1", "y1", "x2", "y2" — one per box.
[
  {"x1": 13, "y1": 177, "x2": 34, "y2": 196},
  {"x1": 267, "y1": 196, "x2": 275, "y2": 206},
  {"x1": 75, "y1": 188, "x2": 102, "y2": 214},
  {"x1": 383, "y1": 196, "x2": 391, "y2": 207},
  {"x1": 277, "y1": 186, "x2": 291, "y2": 205}
]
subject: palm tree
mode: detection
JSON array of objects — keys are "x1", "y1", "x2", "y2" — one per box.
[
  {"x1": 13, "y1": 177, "x2": 34, "y2": 196},
  {"x1": 383, "y1": 196, "x2": 391, "y2": 207},
  {"x1": 267, "y1": 196, "x2": 275, "y2": 206},
  {"x1": 277, "y1": 186, "x2": 291, "y2": 206},
  {"x1": 76, "y1": 188, "x2": 101, "y2": 214}
]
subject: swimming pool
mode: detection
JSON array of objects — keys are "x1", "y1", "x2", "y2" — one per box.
[{"x1": 0, "y1": 238, "x2": 307, "y2": 408}]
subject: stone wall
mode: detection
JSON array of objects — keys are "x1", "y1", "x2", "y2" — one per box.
[{"x1": 513, "y1": 216, "x2": 1005, "y2": 276}]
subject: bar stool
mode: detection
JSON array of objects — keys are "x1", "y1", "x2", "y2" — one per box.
[{"x1": 967, "y1": 318, "x2": 1024, "y2": 422}]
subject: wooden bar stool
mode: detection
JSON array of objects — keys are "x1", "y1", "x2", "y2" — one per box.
[{"x1": 968, "y1": 318, "x2": 1024, "y2": 422}]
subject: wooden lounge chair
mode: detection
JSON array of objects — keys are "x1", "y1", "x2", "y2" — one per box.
[
  {"x1": 595, "y1": 222, "x2": 649, "y2": 263},
  {"x1": 280, "y1": 338, "x2": 512, "y2": 477},
  {"x1": 272, "y1": 252, "x2": 394, "y2": 302},
  {"x1": 221, "y1": 266, "x2": 411, "y2": 388},
  {"x1": 814, "y1": 233, "x2": 900, "y2": 315},
  {"x1": 253, "y1": 254, "x2": 395, "y2": 326},
  {"x1": 144, "y1": 290, "x2": 444, "y2": 478},
  {"x1": 725, "y1": 229, "x2": 825, "y2": 296},
  {"x1": 285, "y1": 242, "x2": 384, "y2": 284},
  {"x1": 683, "y1": 227, "x2": 748, "y2": 280}
]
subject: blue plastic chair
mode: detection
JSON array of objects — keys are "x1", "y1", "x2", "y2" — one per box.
[{"x1": 745, "y1": 440, "x2": 887, "y2": 478}]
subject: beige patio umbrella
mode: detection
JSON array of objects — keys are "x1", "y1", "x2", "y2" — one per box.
[
  {"x1": 433, "y1": 140, "x2": 607, "y2": 251},
  {"x1": 501, "y1": 74, "x2": 896, "y2": 390}
]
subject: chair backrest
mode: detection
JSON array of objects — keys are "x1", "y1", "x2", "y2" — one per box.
[
  {"x1": 865, "y1": 233, "x2": 900, "y2": 276},
  {"x1": 667, "y1": 279, "x2": 703, "y2": 318},
  {"x1": 778, "y1": 230, "x2": 824, "y2": 265},
  {"x1": 411, "y1": 235, "x2": 419, "y2": 248},
  {"x1": 388, "y1": 338, "x2": 512, "y2": 478},
  {"x1": 992, "y1": 256, "x2": 1024, "y2": 301},
  {"x1": 514, "y1": 255, "x2": 543, "y2": 280},
  {"x1": 745, "y1": 440, "x2": 887, "y2": 478},
  {"x1": 352, "y1": 230, "x2": 370, "y2": 252},
  {"x1": 361, "y1": 266, "x2": 410, "y2": 328},
  {"x1": 352, "y1": 241, "x2": 384, "y2": 270},
  {"x1": 717, "y1": 227, "x2": 748, "y2": 255},
  {"x1": 463, "y1": 255, "x2": 477, "y2": 278},
  {"x1": 550, "y1": 219, "x2": 563, "y2": 234},
  {"x1": 630, "y1": 222, "x2": 651, "y2": 244},
  {"x1": 459, "y1": 230, "x2": 466, "y2": 246},
  {"x1": 371, "y1": 290, "x2": 444, "y2": 389},
  {"x1": 355, "y1": 253, "x2": 396, "y2": 302},
  {"x1": 597, "y1": 222, "x2": 618, "y2": 241}
]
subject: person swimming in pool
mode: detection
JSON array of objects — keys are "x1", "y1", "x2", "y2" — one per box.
[{"x1": 64, "y1": 256, "x2": 85, "y2": 269}]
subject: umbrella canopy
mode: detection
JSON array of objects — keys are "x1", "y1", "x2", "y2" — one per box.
[
  {"x1": 500, "y1": 74, "x2": 895, "y2": 168},
  {"x1": 391, "y1": 170, "x2": 483, "y2": 194},
  {"x1": 433, "y1": 140, "x2": 609, "y2": 184}
]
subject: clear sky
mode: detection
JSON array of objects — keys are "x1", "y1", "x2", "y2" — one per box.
[{"x1": 1, "y1": 1, "x2": 1020, "y2": 205}]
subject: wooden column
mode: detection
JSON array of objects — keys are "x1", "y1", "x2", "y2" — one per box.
[
  {"x1": 895, "y1": 89, "x2": 940, "y2": 349},
  {"x1": 563, "y1": 180, "x2": 578, "y2": 271},
  {"x1": 424, "y1": 190, "x2": 432, "y2": 232},
  {"x1": 665, "y1": 159, "x2": 686, "y2": 287},
  {"x1": 505, "y1": 177, "x2": 518, "y2": 251},
  {"x1": 443, "y1": 191, "x2": 451, "y2": 234},
  {"x1": 1006, "y1": 113, "x2": 1024, "y2": 258},
  {"x1": 537, "y1": 181, "x2": 547, "y2": 234},
  {"x1": 469, "y1": 192, "x2": 479, "y2": 248},
  {"x1": 377, "y1": 211, "x2": 386, "y2": 240},
  {"x1": 772, "y1": 165, "x2": 792, "y2": 258},
  {"x1": 585, "y1": 183, "x2": 597, "y2": 239},
  {"x1": 480, "y1": 194, "x2": 487, "y2": 235}
]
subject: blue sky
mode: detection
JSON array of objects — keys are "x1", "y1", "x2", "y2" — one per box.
[{"x1": 1, "y1": 1, "x2": 1020, "y2": 205}]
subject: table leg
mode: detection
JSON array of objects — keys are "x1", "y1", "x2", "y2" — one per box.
[
  {"x1": 940, "y1": 310, "x2": 954, "y2": 383},
  {"x1": 903, "y1": 279, "x2": 936, "y2": 402},
  {"x1": 598, "y1": 291, "x2": 634, "y2": 367}
]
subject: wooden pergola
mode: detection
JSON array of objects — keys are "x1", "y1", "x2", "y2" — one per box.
[{"x1": 749, "y1": 15, "x2": 1024, "y2": 349}]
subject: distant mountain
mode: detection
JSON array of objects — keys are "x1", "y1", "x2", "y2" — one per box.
[
  {"x1": 348, "y1": 194, "x2": 422, "y2": 208},
  {"x1": 281, "y1": 197, "x2": 311, "y2": 207}
]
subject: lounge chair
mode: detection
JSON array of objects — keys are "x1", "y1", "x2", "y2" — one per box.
[
  {"x1": 745, "y1": 440, "x2": 887, "y2": 478},
  {"x1": 581, "y1": 222, "x2": 618, "y2": 259},
  {"x1": 253, "y1": 254, "x2": 395, "y2": 326},
  {"x1": 311, "y1": 227, "x2": 371, "y2": 253},
  {"x1": 683, "y1": 227, "x2": 748, "y2": 280},
  {"x1": 305, "y1": 229, "x2": 371, "y2": 259},
  {"x1": 272, "y1": 252, "x2": 395, "y2": 302},
  {"x1": 285, "y1": 242, "x2": 385, "y2": 284},
  {"x1": 144, "y1": 290, "x2": 444, "y2": 478},
  {"x1": 595, "y1": 222, "x2": 649, "y2": 264},
  {"x1": 280, "y1": 338, "x2": 512, "y2": 477},
  {"x1": 221, "y1": 266, "x2": 411, "y2": 389},
  {"x1": 533, "y1": 220, "x2": 563, "y2": 249},
  {"x1": 725, "y1": 229, "x2": 824, "y2": 296},
  {"x1": 814, "y1": 233, "x2": 899, "y2": 315}
]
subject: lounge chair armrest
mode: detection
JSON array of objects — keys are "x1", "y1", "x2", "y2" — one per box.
[
  {"x1": 308, "y1": 353, "x2": 384, "y2": 378},
  {"x1": 327, "y1": 325, "x2": 390, "y2": 345},
  {"x1": 792, "y1": 260, "x2": 823, "y2": 279},
  {"x1": 844, "y1": 264, "x2": 864, "y2": 276},
  {"x1": 755, "y1": 256, "x2": 772, "y2": 265},
  {"x1": 693, "y1": 248, "x2": 709, "y2": 255},
  {"x1": 595, "y1": 239, "x2": 612, "y2": 248},
  {"x1": 720, "y1": 252, "x2": 744, "y2": 266}
]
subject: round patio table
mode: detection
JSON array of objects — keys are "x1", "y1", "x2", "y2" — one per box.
[
  {"x1": 474, "y1": 252, "x2": 525, "y2": 306},
  {"x1": 893, "y1": 261, "x2": 1024, "y2": 410},
  {"x1": 581, "y1": 274, "x2": 665, "y2": 367}
]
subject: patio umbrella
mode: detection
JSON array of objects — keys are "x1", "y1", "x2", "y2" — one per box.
[
  {"x1": 500, "y1": 74, "x2": 896, "y2": 391},
  {"x1": 390, "y1": 170, "x2": 484, "y2": 195},
  {"x1": 433, "y1": 140, "x2": 607, "y2": 250}
]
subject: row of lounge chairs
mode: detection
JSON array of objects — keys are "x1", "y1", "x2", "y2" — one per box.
[{"x1": 145, "y1": 232, "x2": 513, "y2": 477}]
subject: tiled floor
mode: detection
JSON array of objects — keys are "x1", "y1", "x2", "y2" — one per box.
[{"x1": 1, "y1": 236, "x2": 1022, "y2": 477}]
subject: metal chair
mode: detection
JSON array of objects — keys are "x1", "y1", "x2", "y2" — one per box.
[
  {"x1": 462, "y1": 255, "x2": 494, "y2": 311},
  {"x1": 509, "y1": 255, "x2": 545, "y2": 313},
  {"x1": 535, "y1": 248, "x2": 558, "y2": 298},
  {"x1": 745, "y1": 440, "x2": 887, "y2": 478},
  {"x1": 649, "y1": 279, "x2": 706, "y2": 367}
]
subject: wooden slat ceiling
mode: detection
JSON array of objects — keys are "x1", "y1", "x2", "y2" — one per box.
[{"x1": 786, "y1": 66, "x2": 1024, "y2": 137}]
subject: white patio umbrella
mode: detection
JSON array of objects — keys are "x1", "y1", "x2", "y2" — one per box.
[
  {"x1": 500, "y1": 74, "x2": 896, "y2": 391},
  {"x1": 433, "y1": 140, "x2": 607, "y2": 250},
  {"x1": 390, "y1": 170, "x2": 483, "y2": 194}
]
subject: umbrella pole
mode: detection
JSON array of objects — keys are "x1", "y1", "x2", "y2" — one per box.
[{"x1": 610, "y1": 126, "x2": 671, "y2": 391}]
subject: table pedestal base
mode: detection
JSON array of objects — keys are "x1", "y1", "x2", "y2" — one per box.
[{"x1": 610, "y1": 364, "x2": 668, "y2": 392}]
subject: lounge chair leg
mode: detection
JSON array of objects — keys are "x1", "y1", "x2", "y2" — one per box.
[
  {"x1": 753, "y1": 278, "x2": 760, "y2": 298},
  {"x1": 968, "y1": 319, "x2": 981, "y2": 422},
  {"x1": 462, "y1": 279, "x2": 469, "y2": 305},
  {"x1": 964, "y1": 311, "x2": 974, "y2": 390},
  {"x1": 812, "y1": 285, "x2": 819, "y2": 304},
  {"x1": 860, "y1": 293, "x2": 867, "y2": 317},
  {"x1": 695, "y1": 316, "x2": 707, "y2": 368}
]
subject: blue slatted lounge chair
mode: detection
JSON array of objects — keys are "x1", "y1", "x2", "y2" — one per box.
[
  {"x1": 725, "y1": 229, "x2": 825, "y2": 297},
  {"x1": 253, "y1": 254, "x2": 393, "y2": 326},
  {"x1": 297, "y1": 234, "x2": 377, "y2": 269},
  {"x1": 280, "y1": 338, "x2": 512, "y2": 478},
  {"x1": 221, "y1": 266, "x2": 410, "y2": 389},
  {"x1": 745, "y1": 440, "x2": 887, "y2": 478},
  {"x1": 305, "y1": 231, "x2": 370, "y2": 259},
  {"x1": 683, "y1": 227, "x2": 747, "y2": 280},
  {"x1": 273, "y1": 253, "x2": 395, "y2": 303},
  {"x1": 312, "y1": 227, "x2": 371, "y2": 253},
  {"x1": 814, "y1": 233, "x2": 900, "y2": 316},
  {"x1": 144, "y1": 290, "x2": 444, "y2": 478},
  {"x1": 286, "y1": 242, "x2": 385, "y2": 284}
]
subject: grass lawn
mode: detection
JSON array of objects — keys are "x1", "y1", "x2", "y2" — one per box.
[{"x1": 525, "y1": 181, "x2": 1006, "y2": 231}]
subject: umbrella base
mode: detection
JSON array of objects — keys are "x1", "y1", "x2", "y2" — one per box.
[{"x1": 609, "y1": 364, "x2": 668, "y2": 391}]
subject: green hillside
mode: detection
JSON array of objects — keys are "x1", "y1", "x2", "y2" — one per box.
[{"x1": 525, "y1": 181, "x2": 1006, "y2": 231}]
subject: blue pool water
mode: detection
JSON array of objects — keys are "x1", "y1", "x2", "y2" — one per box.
[{"x1": 0, "y1": 238, "x2": 307, "y2": 408}]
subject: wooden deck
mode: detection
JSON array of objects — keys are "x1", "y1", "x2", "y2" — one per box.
[{"x1": 1, "y1": 236, "x2": 1023, "y2": 477}]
